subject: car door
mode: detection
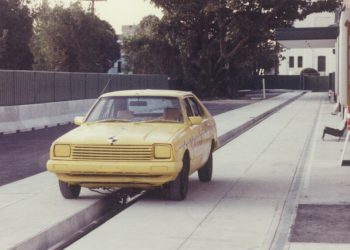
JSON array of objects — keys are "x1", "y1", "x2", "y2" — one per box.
[
  {"x1": 187, "y1": 97, "x2": 212, "y2": 167},
  {"x1": 184, "y1": 97, "x2": 202, "y2": 171}
]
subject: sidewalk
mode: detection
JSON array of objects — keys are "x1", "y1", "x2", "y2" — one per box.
[
  {"x1": 287, "y1": 96, "x2": 350, "y2": 250},
  {"x1": 0, "y1": 92, "x2": 303, "y2": 250}
]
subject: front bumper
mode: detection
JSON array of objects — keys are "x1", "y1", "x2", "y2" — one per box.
[{"x1": 47, "y1": 159, "x2": 182, "y2": 188}]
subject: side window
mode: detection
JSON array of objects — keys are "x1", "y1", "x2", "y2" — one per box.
[
  {"x1": 184, "y1": 99, "x2": 194, "y2": 117},
  {"x1": 188, "y1": 97, "x2": 203, "y2": 117},
  {"x1": 192, "y1": 98, "x2": 205, "y2": 117}
]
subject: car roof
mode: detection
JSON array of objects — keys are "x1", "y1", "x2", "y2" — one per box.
[{"x1": 101, "y1": 89, "x2": 193, "y2": 98}]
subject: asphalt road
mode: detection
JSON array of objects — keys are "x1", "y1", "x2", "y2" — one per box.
[
  {"x1": 0, "y1": 125, "x2": 75, "y2": 186},
  {"x1": 0, "y1": 100, "x2": 258, "y2": 186}
]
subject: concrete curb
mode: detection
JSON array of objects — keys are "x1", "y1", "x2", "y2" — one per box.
[
  {"x1": 12, "y1": 195, "x2": 115, "y2": 250},
  {"x1": 10, "y1": 92, "x2": 305, "y2": 250},
  {"x1": 217, "y1": 91, "x2": 306, "y2": 148}
]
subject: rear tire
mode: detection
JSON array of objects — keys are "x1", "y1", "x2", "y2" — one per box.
[
  {"x1": 164, "y1": 156, "x2": 189, "y2": 201},
  {"x1": 198, "y1": 151, "x2": 213, "y2": 182},
  {"x1": 59, "y1": 180, "x2": 81, "y2": 199}
]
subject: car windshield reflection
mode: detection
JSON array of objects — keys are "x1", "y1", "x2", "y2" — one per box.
[{"x1": 85, "y1": 96, "x2": 184, "y2": 123}]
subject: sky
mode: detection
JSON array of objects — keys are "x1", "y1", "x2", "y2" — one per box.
[{"x1": 44, "y1": 0, "x2": 163, "y2": 33}]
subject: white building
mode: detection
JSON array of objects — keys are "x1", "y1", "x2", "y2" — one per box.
[
  {"x1": 279, "y1": 12, "x2": 337, "y2": 76},
  {"x1": 277, "y1": 0, "x2": 350, "y2": 112}
]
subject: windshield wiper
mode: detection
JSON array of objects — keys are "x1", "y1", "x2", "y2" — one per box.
[{"x1": 94, "y1": 119, "x2": 131, "y2": 123}]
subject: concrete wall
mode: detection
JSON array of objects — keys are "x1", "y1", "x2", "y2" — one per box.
[
  {"x1": 338, "y1": 8, "x2": 350, "y2": 109},
  {"x1": 279, "y1": 48, "x2": 336, "y2": 76},
  {"x1": 0, "y1": 99, "x2": 96, "y2": 134}
]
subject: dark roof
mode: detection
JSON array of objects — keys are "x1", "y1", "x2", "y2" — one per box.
[{"x1": 275, "y1": 26, "x2": 339, "y2": 41}]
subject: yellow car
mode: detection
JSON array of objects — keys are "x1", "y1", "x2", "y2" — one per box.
[{"x1": 47, "y1": 90, "x2": 218, "y2": 201}]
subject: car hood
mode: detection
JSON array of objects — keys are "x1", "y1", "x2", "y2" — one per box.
[{"x1": 55, "y1": 122, "x2": 185, "y2": 145}]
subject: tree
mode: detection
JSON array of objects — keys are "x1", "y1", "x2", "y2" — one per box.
[
  {"x1": 145, "y1": 0, "x2": 340, "y2": 96},
  {"x1": 0, "y1": 0, "x2": 33, "y2": 70},
  {"x1": 123, "y1": 15, "x2": 182, "y2": 79},
  {"x1": 31, "y1": 2, "x2": 120, "y2": 72}
]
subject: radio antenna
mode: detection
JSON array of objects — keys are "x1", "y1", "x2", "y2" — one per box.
[{"x1": 100, "y1": 74, "x2": 112, "y2": 96}]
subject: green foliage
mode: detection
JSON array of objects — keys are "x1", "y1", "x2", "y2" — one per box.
[
  {"x1": 123, "y1": 15, "x2": 182, "y2": 78},
  {"x1": 31, "y1": 1, "x2": 120, "y2": 72},
  {"x1": 126, "y1": 0, "x2": 340, "y2": 97},
  {"x1": 0, "y1": 0, "x2": 33, "y2": 70}
]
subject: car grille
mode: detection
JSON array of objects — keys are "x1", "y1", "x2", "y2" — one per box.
[{"x1": 71, "y1": 145, "x2": 153, "y2": 161}]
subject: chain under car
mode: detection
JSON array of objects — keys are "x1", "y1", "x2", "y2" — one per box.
[{"x1": 89, "y1": 187, "x2": 146, "y2": 205}]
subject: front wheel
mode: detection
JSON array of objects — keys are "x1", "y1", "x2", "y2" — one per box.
[
  {"x1": 164, "y1": 156, "x2": 189, "y2": 201},
  {"x1": 198, "y1": 151, "x2": 213, "y2": 182},
  {"x1": 59, "y1": 180, "x2": 81, "y2": 199}
]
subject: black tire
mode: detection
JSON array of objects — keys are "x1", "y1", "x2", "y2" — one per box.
[
  {"x1": 59, "y1": 180, "x2": 81, "y2": 199},
  {"x1": 165, "y1": 156, "x2": 190, "y2": 201},
  {"x1": 198, "y1": 151, "x2": 213, "y2": 182}
]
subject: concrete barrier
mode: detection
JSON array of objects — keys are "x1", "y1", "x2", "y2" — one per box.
[{"x1": 0, "y1": 99, "x2": 96, "y2": 134}]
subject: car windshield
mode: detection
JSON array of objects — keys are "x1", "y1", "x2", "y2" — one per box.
[{"x1": 85, "y1": 96, "x2": 184, "y2": 123}]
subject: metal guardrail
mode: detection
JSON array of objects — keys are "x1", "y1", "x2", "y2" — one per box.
[{"x1": 0, "y1": 70, "x2": 169, "y2": 106}]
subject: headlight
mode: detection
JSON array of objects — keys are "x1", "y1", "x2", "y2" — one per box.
[
  {"x1": 54, "y1": 144, "x2": 71, "y2": 157},
  {"x1": 154, "y1": 144, "x2": 172, "y2": 159}
]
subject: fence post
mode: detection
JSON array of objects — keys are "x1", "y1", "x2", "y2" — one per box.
[
  {"x1": 53, "y1": 72, "x2": 56, "y2": 102},
  {"x1": 12, "y1": 70, "x2": 15, "y2": 105},
  {"x1": 83, "y1": 73, "x2": 87, "y2": 99},
  {"x1": 34, "y1": 71, "x2": 37, "y2": 103},
  {"x1": 69, "y1": 72, "x2": 72, "y2": 101},
  {"x1": 262, "y1": 76, "x2": 266, "y2": 99}
]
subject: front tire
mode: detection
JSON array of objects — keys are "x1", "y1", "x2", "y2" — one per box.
[
  {"x1": 198, "y1": 151, "x2": 213, "y2": 182},
  {"x1": 165, "y1": 156, "x2": 190, "y2": 201},
  {"x1": 59, "y1": 180, "x2": 81, "y2": 199}
]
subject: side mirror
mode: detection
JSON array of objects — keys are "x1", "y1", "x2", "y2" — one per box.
[
  {"x1": 74, "y1": 116, "x2": 85, "y2": 126},
  {"x1": 189, "y1": 116, "x2": 203, "y2": 125}
]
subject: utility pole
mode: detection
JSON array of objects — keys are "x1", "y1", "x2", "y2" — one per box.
[{"x1": 82, "y1": 0, "x2": 106, "y2": 15}]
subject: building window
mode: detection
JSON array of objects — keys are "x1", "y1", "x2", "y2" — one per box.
[
  {"x1": 318, "y1": 56, "x2": 326, "y2": 72},
  {"x1": 298, "y1": 56, "x2": 303, "y2": 68},
  {"x1": 289, "y1": 56, "x2": 294, "y2": 68}
]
